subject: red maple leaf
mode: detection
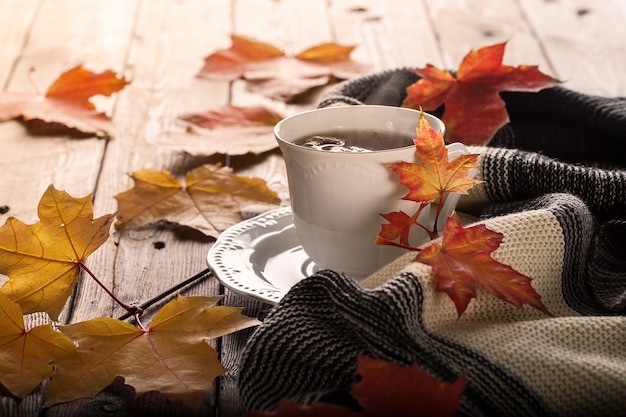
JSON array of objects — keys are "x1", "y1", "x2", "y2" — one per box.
[
  {"x1": 415, "y1": 212, "x2": 550, "y2": 316},
  {"x1": 403, "y1": 42, "x2": 559, "y2": 145},
  {"x1": 247, "y1": 355, "x2": 466, "y2": 417}
]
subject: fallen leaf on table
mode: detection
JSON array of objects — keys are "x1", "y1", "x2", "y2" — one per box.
[
  {"x1": 0, "y1": 185, "x2": 115, "y2": 319},
  {"x1": 403, "y1": 42, "x2": 559, "y2": 145},
  {"x1": 0, "y1": 293, "x2": 75, "y2": 398},
  {"x1": 0, "y1": 65, "x2": 129, "y2": 136},
  {"x1": 114, "y1": 164, "x2": 280, "y2": 237},
  {"x1": 157, "y1": 105, "x2": 284, "y2": 156},
  {"x1": 416, "y1": 212, "x2": 550, "y2": 316},
  {"x1": 248, "y1": 355, "x2": 466, "y2": 417},
  {"x1": 46, "y1": 295, "x2": 261, "y2": 410},
  {"x1": 197, "y1": 35, "x2": 369, "y2": 101}
]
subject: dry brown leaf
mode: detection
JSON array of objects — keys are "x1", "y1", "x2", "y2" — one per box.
[
  {"x1": 115, "y1": 164, "x2": 280, "y2": 237},
  {"x1": 46, "y1": 295, "x2": 260, "y2": 410},
  {"x1": 197, "y1": 35, "x2": 369, "y2": 101},
  {"x1": 155, "y1": 105, "x2": 283, "y2": 156}
]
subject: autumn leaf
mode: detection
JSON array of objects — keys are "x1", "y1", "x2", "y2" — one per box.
[
  {"x1": 0, "y1": 293, "x2": 75, "y2": 398},
  {"x1": 0, "y1": 65, "x2": 129, "y2": 136},
  {"x1": 114, "y1": 164, "x2": 280, "y2": 237},
  {"x1": 0, "y1": 185, "x2": 115, "y2": 319},
  {"x1": 197, "y1": 35, "x2": 369, "y2": 101},
  {"x1": 197, "y1": 35, "x2": 285, "y2": 80},
  {"x1": 46, "y1": 295, "x2": 260, "y2": 410},
  {"x1": 156, "y1": 105, "x2": 283, "y2": 156},
  {"x1": 416, "y1": 212, "x2": 549, "y2": 316},
  {"x1": 377, "y1": 204, "x2": 428, "y2": 247},
  {"x1": 352, "y1": 355, "x2": 466, "y2": 417},
  {"x1": 403, "y1": 42, "x2": 559, "y2": 145},
  {"x1": 385, "y1": 112, "x2": 480, "y2": 204},
  {"x1": 248, "y1": 355, "x2": 466, "y2": 417}
]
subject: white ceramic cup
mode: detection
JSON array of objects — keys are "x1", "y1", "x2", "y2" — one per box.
[{"x1": 275, "y1": 105, "x2": 465, "y2": 279}]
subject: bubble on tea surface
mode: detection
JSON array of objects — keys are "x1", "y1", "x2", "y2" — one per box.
[{"x1": 301, "y1": 135, "x2": 371, "y2": 152}]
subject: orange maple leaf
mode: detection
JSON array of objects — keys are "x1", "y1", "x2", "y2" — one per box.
[
  {"x1": 0, "y1": 65, "x2": 128, "y2": 136},
  {"x1": 403, "y1": 42, "x2": 559, "y2": 145},
  {"x1": 0, "y1": 293, "x2": 75, "y2": 398},
  {"x1": 114, "y1": 164, "x2": 280, "y2": 237},
  {"x1": 247, "y1": 355, "x2": 466, "y2": 417},
  {"x1": 385, "y1": 112, "x2": 481, "y2": 205},
  {"x1": 46, "y1": 295, "x2": 260, "y2": 410},
  {"x1": 197, "y1": 35, "x2": 369, "y2": 101},
  {"x1": 416, "y1": 212, "x2": 550, "y2": 316},
  {"x1": 0, "y1": 185, "x2": 115, "y2": 319}
]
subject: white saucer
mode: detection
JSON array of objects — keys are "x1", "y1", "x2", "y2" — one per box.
[{"x1": 207, "y1": 207, "x2": 318, "y2": 304}]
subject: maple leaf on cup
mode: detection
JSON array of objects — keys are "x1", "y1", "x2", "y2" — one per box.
[{"x1": 377, "y1": 112, "x2": 549, "y2": 317}]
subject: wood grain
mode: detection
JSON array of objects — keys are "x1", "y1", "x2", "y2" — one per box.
[{"x1": 0, "y1": 0, "x2": 624, "y2": 415}]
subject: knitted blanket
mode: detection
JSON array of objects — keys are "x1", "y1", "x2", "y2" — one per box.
[{"x1": 238, "y1": 69, "x2": 626, "y2": 417}]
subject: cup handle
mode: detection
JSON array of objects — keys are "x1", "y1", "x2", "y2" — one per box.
[{"x1": 435, "y1": 143, "x2": 477, "y2": 233}]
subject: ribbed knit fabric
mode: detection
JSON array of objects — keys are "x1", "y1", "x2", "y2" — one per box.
[{"x1": 238, "y1": 69, "x2": 626, "y2": 416}]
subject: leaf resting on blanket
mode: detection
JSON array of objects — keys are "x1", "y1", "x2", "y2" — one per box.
[
  {"x1": 403, "y1": 42, "x2": 558, "y2": 145},
  {"x1": 416, "y1": 212, "x2": 550, "y2": 316},
  {"x1": 247, "y1": 355, "x2": 466, "y2": 417}
]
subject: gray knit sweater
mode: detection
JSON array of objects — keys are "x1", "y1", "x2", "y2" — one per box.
[{"x1": 238, "y1": 69, "x2": 626, "y2": 416}]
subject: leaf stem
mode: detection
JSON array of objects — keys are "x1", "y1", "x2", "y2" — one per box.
[
  {"x1": 79, "y1": 262, "x2": 141, "y2": 316},
  {"x1": 375, "y1": 235, "x2": 422, "y2": 252},
  {"x1": 117, "y1": 267, "x2": 213, "y2": 321}
]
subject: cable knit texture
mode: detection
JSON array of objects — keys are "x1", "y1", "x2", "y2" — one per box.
[{"x1": 238, "y1": 68, "x2": 626, "y2": 416}]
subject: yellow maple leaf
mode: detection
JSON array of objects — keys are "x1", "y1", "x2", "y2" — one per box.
[
  {"x1": 46, "y1": 295, "x2": 260, "y2": 410},
  {"x1": 0, "y1": 293, "x2": 75, "y2": 397},
  {"x1": 0, "y1": 185, "x2": 114, "y2": 319},
  {"x1": 114, "y1": 163, "x2": 280, "y2": 237}
]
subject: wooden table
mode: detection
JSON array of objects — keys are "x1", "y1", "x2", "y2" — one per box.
[{"x1": 1, "y1": 0, "x2": 625, "y2": 416}]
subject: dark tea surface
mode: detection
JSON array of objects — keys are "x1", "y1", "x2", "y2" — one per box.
[{"x1": 294, "y1": 129, "x2": 414, "y2": 152}]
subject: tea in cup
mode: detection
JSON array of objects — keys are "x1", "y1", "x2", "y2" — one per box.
[{"x1": 275, "y1": 105, "x2": 463, "y2": 279}]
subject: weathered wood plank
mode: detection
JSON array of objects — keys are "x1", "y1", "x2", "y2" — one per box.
[
  {"x1": 519, "y1": 0, "x2": 626, "y2": 96},
  {"x1": 0, "y1": 0, "x2": 39, "y2": 87},
  {"x1": 218, "y1": 2, "x2": 334, "y2": 415},
  {"x1": 0, "y1": 0, "x2": 136, "y2": 225},
  {"x1": 425, "y1": 0, "x2": 555, "y2": 73},
  {"x1": 329, "y1": 0, "x2": 445, "y2": 69}
]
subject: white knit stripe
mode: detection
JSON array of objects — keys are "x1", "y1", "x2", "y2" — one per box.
[{"x1": 389, "y1": 206, "x2": 626, "y2": 416}]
